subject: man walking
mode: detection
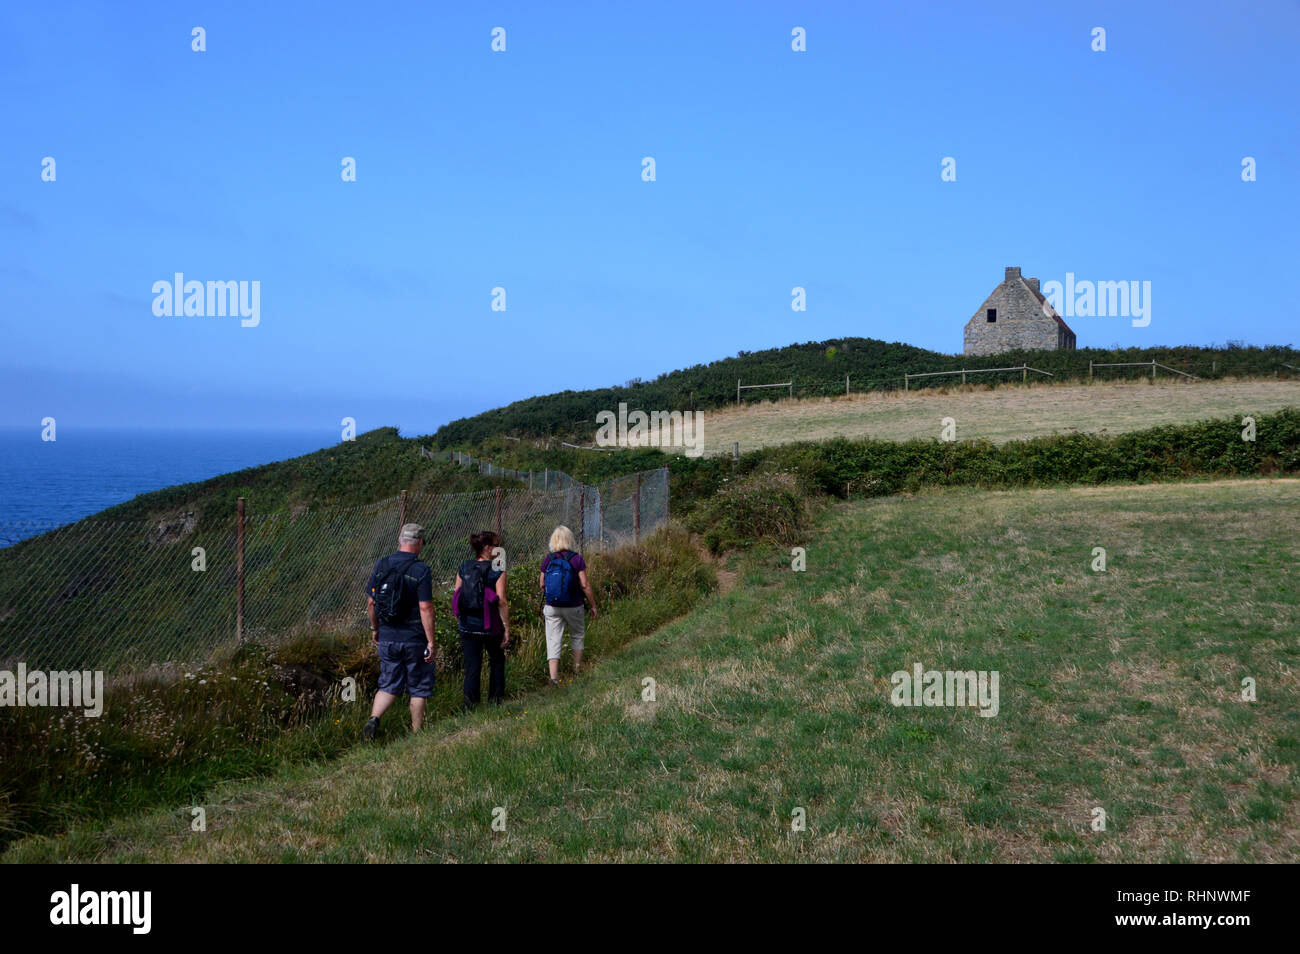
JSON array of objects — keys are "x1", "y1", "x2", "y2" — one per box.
[{"x1": 363, "y1": 523, "x2": 435, "y2": 739}]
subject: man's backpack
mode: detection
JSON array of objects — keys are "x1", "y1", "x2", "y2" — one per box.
[
  {"x1": 543, "y1": 551, "x2": 578, "y2": 605},
  {"x1": 373, "y1": 554, "x2": 420, "y2": 624}
]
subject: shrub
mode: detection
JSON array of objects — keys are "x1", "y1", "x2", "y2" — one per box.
[{"x1": 690, "y1": 472, "x2": 809, "y2": 553}]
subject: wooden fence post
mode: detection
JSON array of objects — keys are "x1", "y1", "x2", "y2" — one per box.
[
  {"x1": 236, "y1": 496, "x2": 246, "y2": 644},
  {"x1": 495, "y1": 487, "x2": 502, "y2": 537},
  {"x1": 1089, "y1": 360, "x2": 1093, "y2": 380},
  {"x1": 578, "y1": 487, "x2": 585, "y2": 551}
]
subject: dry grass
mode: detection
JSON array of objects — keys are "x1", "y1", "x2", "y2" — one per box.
[{"x1": 663, "y1": 377, "x2": 1300, "y2": 455}]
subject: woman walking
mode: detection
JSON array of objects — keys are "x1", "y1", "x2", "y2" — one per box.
[
  {"x1": 454, "y1": 530, "x2": 511, "y2": 709},
  {"x1": 539, "y1": 525, "x2": 597, "y2": 686}
]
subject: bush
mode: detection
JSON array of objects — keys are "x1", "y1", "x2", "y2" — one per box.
[
  {"x1": 748, "y1": 408, "x2": 1300, "y2": 498},
  {"x1": 690, "y1": 472, "x2": 809, "y2": 554}
]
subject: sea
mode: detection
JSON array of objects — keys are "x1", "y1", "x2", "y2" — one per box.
[{"x1": 0, "y1": 427, "x2": 341, "y2": 544}]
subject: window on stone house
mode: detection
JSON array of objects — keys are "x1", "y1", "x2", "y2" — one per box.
[{"x1": 986, "y1": 309, "x2": 997, "y2": 322}]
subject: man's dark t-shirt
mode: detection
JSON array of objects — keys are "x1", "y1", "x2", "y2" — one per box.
[{"x1": 367, "y1": 552, "x2": 433, "y2": 643}]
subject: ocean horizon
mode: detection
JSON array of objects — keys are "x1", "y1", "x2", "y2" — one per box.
[{"x1": 0, "y1": 426, "x2": 348, "y2": 540}]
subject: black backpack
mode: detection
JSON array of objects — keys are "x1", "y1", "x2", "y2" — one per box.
[
  {"x1": 373, "y1": 554, "x2": 421, "y2": 624},
  {"x1": 458, "y1": 560, "x2": 492, "y2": 620}
]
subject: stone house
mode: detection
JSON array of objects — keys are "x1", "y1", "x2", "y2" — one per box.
[{"x1": 963, "y1": 266, "x2": 1076, "y2": 356}]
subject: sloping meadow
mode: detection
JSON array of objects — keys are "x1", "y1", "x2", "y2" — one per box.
[{"x1": 9, "y1": 478, "x2": 1295, "y2": 862}]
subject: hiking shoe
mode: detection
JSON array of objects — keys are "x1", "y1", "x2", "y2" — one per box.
[
  {"x1": 362, "y1": 716, "x2": 379, "y2": 740},
  {"x1": 549, "y1": 678, "x2": 560, "y2": 688}
]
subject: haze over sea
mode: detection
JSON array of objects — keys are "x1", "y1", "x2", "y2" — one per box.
[{"x1": 0, "y1": 427, "x2": 343, "y2": 540}]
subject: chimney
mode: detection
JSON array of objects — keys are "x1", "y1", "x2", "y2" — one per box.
[
  {"x1": 1026, "y1": 276, "x2": 1040, "y2": 293},
  {"x1": 1004, "y1": 266, "x2": 1021, "y2": 282}
]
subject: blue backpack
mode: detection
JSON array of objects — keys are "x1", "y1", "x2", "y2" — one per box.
[{"x1": 543, "y1": 551, "x2": 578, "y2": 605}]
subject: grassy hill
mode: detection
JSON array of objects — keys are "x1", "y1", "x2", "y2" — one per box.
[
  {"x1": 431, "y1": 338, "x2": 1299, "y2": 447},
  {"x1": 81, "y1": 426, "x2": 495, "y2": 526},
  {"x1": 3, "y1": 379, "x2": 1298, "y2": 856},
  {"x1": 10, "y1": 478, "x2": 1297, "y2": 863}
]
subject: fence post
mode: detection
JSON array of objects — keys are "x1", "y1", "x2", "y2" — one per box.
[
  {"x1": 578, "y1": 486, "x2": 585, "y2": 551},
  {"x1": 495, "y1": 487, "x2": 502, "y2": 537},
  {"x1": 1022, "y1": 363, "x2": 1027, "y2": 383},
  {"x1": 1089, "y1": 360, "x2": 1093, "y2": 380},
  {"x1": 236, "y1": 496, "x2": 246, "y2": 644},
  {"x1": 733, "y1": 441, "x2": 739, "y2": 460},
  {"x1": 737, "y1": 379, "x2": 740, "y2": 406},
  {"x1": 398, "y1": 489, "x2": 407, "y2": 530},
  {"x1": 846, "y1": 374, "x2": 850, "y2": 395},
  {"x1": 598, "y1": 488, "x2": 605, "y2": 551},
  {"x1": 961, "y1": 369, "x2": 966, "y2": 385},
  {"x1": 905, "y1": 374, "x2": 909, "y2": 392},
  {"x1": 634, "y1": 474, "x2": 642, "y2": 544},
  {"x1": 1151, "y1": 360, "x2": 1156, "y2": 379}
]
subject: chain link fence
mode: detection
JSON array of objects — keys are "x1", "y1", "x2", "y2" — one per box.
[{"x1": 0, "y1": 466, "x2": 669, "y2": 675}]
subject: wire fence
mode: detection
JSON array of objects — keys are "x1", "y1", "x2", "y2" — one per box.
[{"x1": 0, "y1": 466, "x2": 669, "y2": 675}]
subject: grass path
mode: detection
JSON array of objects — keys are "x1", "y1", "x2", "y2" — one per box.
[
  {"x1": 687, "y1": 378, "x2": 1300, "y2": 454},
  {"x1": 8, "y1": 478, "x2": 1297, "y2": 862}
]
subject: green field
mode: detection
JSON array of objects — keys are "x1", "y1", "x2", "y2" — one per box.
[
  {"x1": 688, "y1": 378, "x2": 1300, "y2": 456},
  {"x1": 10, "y1": 477, "x2": 1296, "y2": 862}
]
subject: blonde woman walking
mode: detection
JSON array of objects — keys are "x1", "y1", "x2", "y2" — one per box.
[{"x1": 539, "y1": 525, "x2": 597, "y2": 685}]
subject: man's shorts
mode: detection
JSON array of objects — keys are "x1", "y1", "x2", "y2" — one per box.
[
  {"x1": 377, "y1": 641, "x2": 436, "y2": 697},
  {"x1": 543, "y1": 604, "x2": 586, "y2": 660}
]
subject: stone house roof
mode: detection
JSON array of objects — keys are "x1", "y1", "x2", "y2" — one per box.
[{"x1": 1016, "y1": 273, "x2": 1074, "y2": 334}]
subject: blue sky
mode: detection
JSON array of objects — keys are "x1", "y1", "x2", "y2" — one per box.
[{"x1": 2, "y1": 0, "x2": 1296, "y2": 435}]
